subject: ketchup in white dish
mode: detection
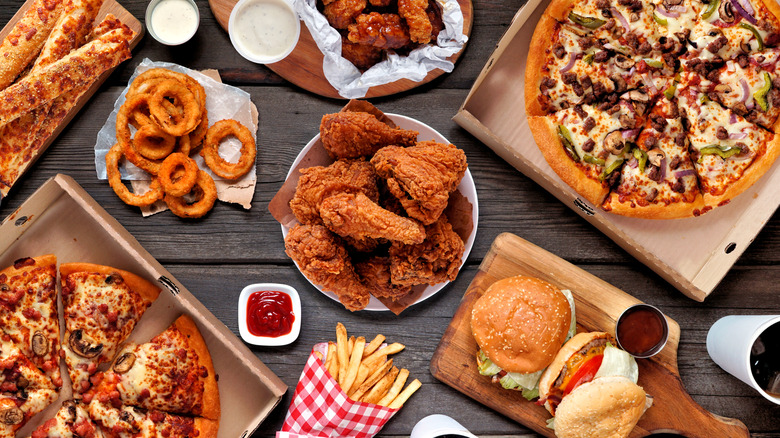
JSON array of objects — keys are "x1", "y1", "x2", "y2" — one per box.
[
  {"x1": 149, "y1": 0, "x2": 199, "y2": 45},
  {"x1": 230, "y1": 0, "x2": 300, "y2": 63}
]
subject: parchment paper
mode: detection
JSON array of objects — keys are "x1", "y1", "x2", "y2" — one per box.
[
  {"x1": 94, "y1": 59, "x2": 258, "y2": 214},
  {"x1": 294, "y1": 0, "x2": 468, "y2": 99}
]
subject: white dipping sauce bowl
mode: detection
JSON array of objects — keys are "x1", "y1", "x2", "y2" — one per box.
[
  {"x1": 228, "y1": 0, "x2": 301, "y2": 64},
  {"x1": 145, "y1": 0, "x2": 200, "y2": 46}
]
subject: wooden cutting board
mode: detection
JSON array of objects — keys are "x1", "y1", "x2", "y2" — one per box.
[
  {"x1": 208, "y1": 0, "x2": 473, "y2": 99},
  {"x1": 430, "y1": 233, "x2": 750, "y2": 438}
]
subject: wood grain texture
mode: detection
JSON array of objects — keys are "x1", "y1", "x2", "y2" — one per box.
[
  {"x1": 208, "y1": 0, "x2": 473, "y2": 98},
  {"x1": 431, "y1": 233, "x2": 749, "y2": 438}
]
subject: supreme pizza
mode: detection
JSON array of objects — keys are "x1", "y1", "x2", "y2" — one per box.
[
  {"x1": 526, "y1": 0, "x2": 780, "y2": 218},
  {"x1": 0, "y1": 257, "x2": 219, "y2": 438}
]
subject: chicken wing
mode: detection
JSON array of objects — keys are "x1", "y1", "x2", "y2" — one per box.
[
  {"x1": 341, "y1": 39, "x2": 384, "y2": 71},
  {"x1": 355, "y1": 256, "x2": 412, "y2": 300},
  {"x1": 347, "y1": 13, "x2": 412, "y2": 50},
  {"x1": 289, "y1": 159, "x2": 379, "y2": 225},
  {"x1": 320, "y1": 192, "x2": 425, "y2": 244},
  {"x1": 398, "y1": 0, "x2": 432, "y2": 44},
  {"x1": 320, "y1": 111, "x2": 418, "y2": 159},
  {"x1": 371, "y1": 140, "x2": 467, "y2": 224},
  {"x1": 323, "y1": 0, "x2": 367, "y2": 29},
  {"x1": 388, "y1": 215, "x2": 464, "y2": 287},
  {"x1": 285, "y1": 224, "x2": 371, "y2": 311}
]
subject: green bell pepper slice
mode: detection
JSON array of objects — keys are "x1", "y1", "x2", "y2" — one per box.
[
  {"x1": 663, "y1": 83, "x2": 677, "y2": 100},
  {"x1": 701, "y1": 0, "x2": 719, "y2": 20},
  {"x1": 568, "y1": 11, "x2": 606, "y2": 29},
  {"x1": 583, "y1": 53, "x2": 594, "y2": 65},
  {"x1": 558, "y1": 125, "x2": 579, "y2": 160},
  {"x1": 633, "y1": 148, "x2": 648, "y2": 172},
  {"x1": 643, "y1": 59, "x2": 664, "y2": 69},
  {"x1": 653, "y1": 11, "x2": 668, "y2": 26},
  {"x1": 752, "y1": 72, "x2": 772, "y2": 112},
  {"x1": 584, "y1": 154, "x2": 606, "y2": 165},
  {"x1": 699, "y1": 144, "x2": 742, "y2": 160},
  {"x1": 599, "y1": 159, "x2": 624, "y2": 180},
  {"x1": 739, "y1": 22, "x2": 764, "y2": 51}
]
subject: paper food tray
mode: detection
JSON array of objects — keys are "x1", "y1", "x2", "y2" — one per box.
[
  {"x1": 453, "y1": 0, "x2": 780, "y2": 301},
  {"x1": 0, "y1": 174, "x2": 287, "y2": 437}
]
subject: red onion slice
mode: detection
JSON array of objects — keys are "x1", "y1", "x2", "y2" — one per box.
[
  {"x1": 731, "y1": 0, "x2": 757, "y2": 24},
  {"x1": 655, "y1": 6, "x2": 680, "y2": 18},
  {"x1": 674, "y1": 169, "x2": 696, "y2": 178},
  {"x1": 611, "y1": 7, "x2": 630, "y2": 31},
  {"x1": 730, "y1": 112, "x2": 738, "y2": 123},
  {"x1": 628, "y1": 157, "x2": 638, "y2": 168},
  {"x1": 729, "y1": 132, "x2": 748, "y2": 139},
  {"x1": 669, "y1": 5, "x2": 687, "y2": 12},
  {"x1": 658, "y1": 157, "x2": 667, "y2": 181},
  {"x1": 740, "y1": 78, "x2": 750, "y2": 103},
  {"x1": 642, "y1": 73, "x2": 658, "y2": 93},
  {"x1": 622, "y1": 128, "x2": 640, "y2": 138},
  {"x1": 560, "y1": 52, "x2": 577, "y2": 73}
]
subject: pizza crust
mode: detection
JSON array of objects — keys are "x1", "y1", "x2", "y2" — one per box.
[
  {"x1": 602, "y1": 192, "x2": 706, "y2": 219},
  {"x1": 59, "y1": 262, "x2": 161, "y2": 304},
  {"x1": 527, "y1": 115, "x2": 610, "y2": 205},
  {"x1": 525, "y1": 13, "x2": 560, "y2": 117},
  {"x1": 171, "y1": 314, "x2": 221, "y2": 422},
  {"x1": 0, "y1": 254, "x2": 57, "y2": 277},
  {"x1": 194, "y1": 417, "x2": 220, "y2": 438}
]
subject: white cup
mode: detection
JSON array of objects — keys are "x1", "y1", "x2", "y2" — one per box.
[
  {"x1": 706, "y1": 315, "x2": 780, "y2": 405},
  {"x1": 410, "y1": 414, "x2": 478, "y2": 438}
]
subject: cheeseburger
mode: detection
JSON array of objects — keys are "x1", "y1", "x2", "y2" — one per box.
[
  {"x1": 538, "y1": 332, "x2": 653, "y2": 438},
  {"x1": 470, "y1": 276, "x2": 576, "y2": 400}
]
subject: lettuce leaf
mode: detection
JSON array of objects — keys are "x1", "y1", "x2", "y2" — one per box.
[
  {"x1": 561, "y1": 289, "x2": 577, "y2": 341},
  {"x1": 594, "y1": 344, "x2": 639, "y2": 383}
]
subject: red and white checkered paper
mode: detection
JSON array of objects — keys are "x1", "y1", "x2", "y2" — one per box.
[{"x1": 276, "y1": 348, "x2": 399, "y2": 438}]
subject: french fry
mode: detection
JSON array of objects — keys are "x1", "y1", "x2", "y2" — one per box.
[
  {"x1": 363, "y1": 342, "x2": 404, "y2": 365},
  {"x1": 350, "y1": 359, "x2": 393, "y2": 401},
  {"x1": 341, "y1": 336, "x2": 365, "y2": 394},
  {"x1": 336, "y1": 323, "x2": 349, "y2": 387},
  {"x1": 362, "y1": 334, "x2": 385, "y2": 358},
  {"x1": 314, "y1": 351, "x2": 323, "y2": 361},
  {"x1": 349, "y1": 353, "x2": 387, "y2": 396},
  {"x1": 377, "y1": 368, "x2": 409, "y2": 407},
  {"x1": 348, "y1": 336, "x2": 355, "y2": 355},
  {"x1": 362, "y1": 366, "x2": 399, "y2": 405},
  {"x1": 325, "y1": 342, "x2": 338, "y2": 379},
  {"x1": 388, "y1": 379, "x2": 422, "y2": 409}
]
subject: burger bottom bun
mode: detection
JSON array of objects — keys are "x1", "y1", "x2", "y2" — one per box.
[{"x1": 553, "y1": 376, "x2": 651, "y2": 438}]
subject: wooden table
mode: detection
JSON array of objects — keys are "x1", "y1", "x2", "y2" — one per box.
[{"x1": 2, "y1": 1, "x2": 780, "y2": 437}]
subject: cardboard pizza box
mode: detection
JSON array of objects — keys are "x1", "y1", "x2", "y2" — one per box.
[
  {"x1": 453, "y1": 0, "x2": 780, "y2": 301},
  {"x1": 0, "y1": 174, "x2": 287, "y2": 437}
]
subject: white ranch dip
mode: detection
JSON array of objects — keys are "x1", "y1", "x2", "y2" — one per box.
[
  {"x1": 231, "y1": 0, "x2": 299, "y2": 62},
  {"x1": 149, "y1": 0, "x2": 199, "y2": 45}
]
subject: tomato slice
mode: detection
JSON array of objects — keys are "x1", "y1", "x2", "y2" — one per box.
[{"x1": 563, "y1": 354, "x2": 604, "y2": 396}]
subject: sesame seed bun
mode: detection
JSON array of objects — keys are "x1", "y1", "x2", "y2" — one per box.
[
  {"x1": 552, "y1": 376, "x2": 652, "y2": 438},
  {"x1": 470, "y1": 276, "x2": 572, "y2": 374}
]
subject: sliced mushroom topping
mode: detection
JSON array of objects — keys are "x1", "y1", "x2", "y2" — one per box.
[
  {"x1": 719, "y1": 0, "x2": 736, "y2": 23},
  {"x1": 664, "y1": 0, "x2": 683, "y2": 6},
  {"x1": 647, "y1": 148, "x2": 666, "y2": 167},
  {"x1": 0, "y1": 283, "x2": 9, "y2": 293},
  {"x1": 113, "y1": 353, "x2": 136, "y2": 374},
  {"x1": 32, "y1": 331, "x2": 48, "y2": 356},
  {"x1": 604, "y1": 131, "x2": 627, "y2": 155},
  {"x1": 16, "y1": 376, "x2": 28, "y2": 390},
  {"x1": 623, "y1": 89, "x2": 651, "y2": 102},
  {"x1": 741, "y1": 41, "x2": 752, "y2": 53},
  {"x1": 713, "y1": 84, "x2": 733, "y2": 93},
  {"x1": 69, "y1": 329, "x2": 103, "y2": 359},
  {"x1": 63, "y1": 400, "x2": 77, "y2": 424},
  {"x1": 615, "y1": 55, "x2": 636, "y2": 70},
  {"x1": 611, "y1": 74, "x2": 628, "y2": 93},
  {"x1": 0, "y1": 407, "x2": 23, "y2": 425},
  {"x1": 105, "y1": 273, "x2": 124, "y2": 285}
]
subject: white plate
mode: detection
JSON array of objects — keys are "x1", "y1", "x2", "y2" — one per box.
[{"x1": 282, "y1": 114, "x2": 479, "y2": 311}]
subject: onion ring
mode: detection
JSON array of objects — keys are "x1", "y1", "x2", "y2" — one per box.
[
  {"x1": 105, "y1": 144, "x2": 164, "y2": 207},
  {"x1": 150, "y1": 79, "x2": 202, "y2": 137},
  {"x1": 158, "y1": 152, "x2": 198, "y2": 197},
  {"x1": 187, "y1": 107, "x2": 209, "y2": 149},
  {"x1": 133, "y1": 123, "x2": 176, "y2": 160},
  {"x1": 117, "y1": 94, "x2": 165, "y2": 174},
  {"x1": 164, "y1": 169, "x2": 217, "y2": 218},
  {"x1": 201, "y1": 119, "x2": 256, "y2": 180}
]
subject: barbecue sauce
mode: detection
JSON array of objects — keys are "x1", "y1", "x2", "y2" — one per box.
[
  {"x1": 246, "y1": 290, "x2": 294, "y2": 337},
  {"x1": 616, "y1": 306, "x2": 666, "y2": 356}
]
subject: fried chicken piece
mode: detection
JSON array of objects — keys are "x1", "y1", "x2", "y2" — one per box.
[
  {"x1": 371, "y1": 140, "x2": 468, "y2": 225},
  {"x1": 320, "y1": 192, "x2": 426, "y2": 244},
  {"x1": 289, "y1": 159, "x2": 379, "y2": 225},
  {"x1": 389, "y1": 215, "x2": 464, "y2": 287},
  {"x1": 355, "y1": 256, "x2": 412, "y2": 300},
  {"x1": 369, "y1": 0, "x2": 393, "y2": 6},
  {"x1": 347, "y1": 13, "x2": 412, "y2": 50},
  {"x1": 427, "y1": 0, "x2": 444, "y2": 41},
  {"x1": 341, "y1": 40, "x2": 384, "y2": 71},
  {"x1": 398, "y1": 0, "x2": 432, "y2": 44},
  {"x1": 320, "y1": 111, "x2": 418, "y2": 159},
  {"x1": 324, "y1": 0, "x2": 367, "y2": 29},
  {"x1": 285, "y1": 224, "x2": 371, "y2": 311}
]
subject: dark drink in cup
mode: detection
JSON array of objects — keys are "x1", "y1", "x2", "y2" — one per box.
[{"x1": 751, "y1": 322, "x2": 780, "y2": 397}]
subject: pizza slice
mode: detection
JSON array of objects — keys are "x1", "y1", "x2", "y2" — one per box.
[
  {"x1": 85, "y1": 315, "x2": 219, "y2": 421},
  {"x1": 603, "y1": 98, "x2": 706, "y2": 217},
  {"x1": 528, "y1": 101, "x2": 643, "y2": 205},
  {"x1": 86, "y1": 398, "x2": 218, "y2": 438},
  {"x1": 0, "y1": 340, "x2": 58, "y2": 438},
  {"x1": 679, "y1": 84, "x2": 780, "y2": 206},
  {"x1": 59, "y1": 263, "x2": 160, "y2": 394},
  {"x1": 0, "y1": 255, "x2": 61, "y2": 387},
  {"x1": 683, "y1": 48, "x2": 780, "y2": 130},
  {"x1": 25, "y1": 400, "x2": 103, "y2": 438}
]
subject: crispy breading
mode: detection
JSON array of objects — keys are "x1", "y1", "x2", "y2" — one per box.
[
  {"x1": 388, "y1": 215, "x2": 464, "y2": 287},
  {"x1": 398, "y1": 0, "x2": 432, "y2": 44},
  {"x1": 320, "y1": 111, "x2": 418, "y2": 159},
  {"x1": 323, "y1": 0, "x2": 366, "y2": 29},
  {"x1": 320, "y1": 192, "x2": 425, "y2": 245},
  {"x1": 347, "y1": 13, "x2": 411, "y2": 50},
  {"x1": 354, "y1": 256, "x2": 412, "y2": 300}
]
